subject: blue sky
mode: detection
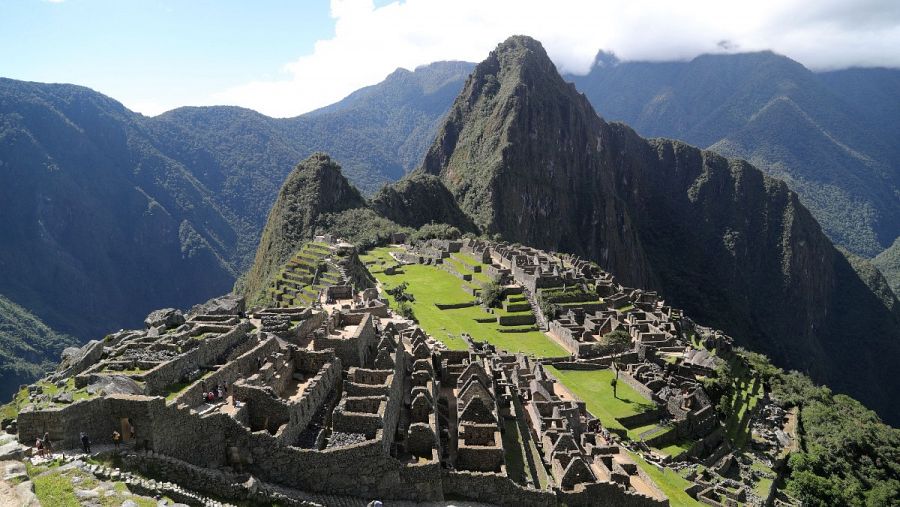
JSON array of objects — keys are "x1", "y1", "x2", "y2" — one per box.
[
  {"x1": 2, "y1": 0, "x2": 898, "y2": 117},
  {"x1": 0, "y1": 0, "x2": 342, "y2": 112}
]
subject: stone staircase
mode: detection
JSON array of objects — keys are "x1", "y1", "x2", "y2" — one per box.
[{"x1": 522, "y1": 287, "x2": 548, "y2": 330}]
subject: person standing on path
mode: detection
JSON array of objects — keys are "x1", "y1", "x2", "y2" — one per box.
[
  {"x1": 42, "y1": 432, "x2": 52, "y2": 456},
  {"x1": 80, "y1": 432, "x2": 91, "y2": 454}
]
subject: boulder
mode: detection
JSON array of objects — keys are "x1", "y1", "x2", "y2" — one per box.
[
  {"x1": 188, "y1": 294, "x2": 245, "y2": 317},
  {"x1": 0, "y1": 440, "x2": 24, "y2": 460},
  {"x1": 55, "y1": 340, "x2": 104, "y2": 378},
  {"x1": 52, "y1": 392, "x2": 74, "y2": 404},
  {"x1": 15, "y1": 480, "x2": 39, "y2": 507},
  {"x1": 87, "y1": 376, "x2": 143, "y2": 396},
  {"x1": 144, "y1": 308, "x2": 185, "y2": 330}
]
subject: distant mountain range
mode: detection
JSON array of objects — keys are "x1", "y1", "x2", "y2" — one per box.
[
  {"x1": 0, "y1": 63, "x2": 471, "y2": 397},
  {"x1": 1, "y1": 47, "x2": 898, "y2": 400},
  {"x1": 568, "y1": 51, "x2": 900, "y2": 260}
]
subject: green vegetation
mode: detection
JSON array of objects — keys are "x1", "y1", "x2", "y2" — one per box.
[
  {"x1": 359, "y1": 247, "x2": 401, "y2": 268},
  {"x1": 545, "y1": 367, "x2": 656, "y2": 438},
  {"x1": 29, "y1": 458, "x2": 162, "y2": 507},
  {"x1": 318, "y1": 208, "x2": 412, "y2": 251},
  {"x1": 0, "y1": 386, "x2": 30, "y2": 420},
  {"x1": 711, "y1": 357, "x2": 764, "y2": 450},
  {"x1": 479, "y1": 277, "x2": 503, "y2": 308},
  {"x1": 241, "y1": 154, "x2": 368, "y2": 303},
  {"x1": 873, "y1": 237, "x2": 900, "y2": 299},
  {"x1": 0, "y1": 293, "x2": 78, "y2": 403},
  {"x1": 625, "y1": 450, "x2": 700, "y2": 506},
  {"x1": 501, "y1": 418, "x2": 527, "y2": 484},
  {"x1": 410, "y1": 223, "x2": 461, "y2": 242},
  {"x1": 730, "y1": 350, "x2": 900, "y2": 507},
  {"x1": 367, "y1": 248, "x2": 565, "y2": 356},
  {"x1": 602, "y1": 329, "x2": 632, "y2": 353}
]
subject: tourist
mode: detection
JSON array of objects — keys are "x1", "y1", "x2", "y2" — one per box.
[
  {"x1": 80, "y1": 432, "x2": 91, "y2": 454},
  {"x1": 42, "y1": 431, "x2": 52, "y2": 455},
  {"x1": 35, "y1": 437, "x2": 44, "y2": 458},
  {"x1": 112, "y1": 430, "x2": 121, "y2": 450}
]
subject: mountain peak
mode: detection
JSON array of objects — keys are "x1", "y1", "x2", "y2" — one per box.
[
  {"x1": 473, "y1": 35, "x2": 560, "y2": 85},
  {"x1": 241, "y1": 153, "x2": 366, "y2": 302}
]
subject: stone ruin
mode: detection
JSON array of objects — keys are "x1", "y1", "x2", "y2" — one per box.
[{"x1": 8, "y1": 239, "x2": 800, "y2": 506}]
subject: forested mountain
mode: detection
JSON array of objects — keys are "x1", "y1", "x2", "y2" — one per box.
[
  {"x1": 875, "y1": 238, "x2": 900, "y2": 297},
  {"x1": 565, "y1": 52, "x2": 900, "y2": 261},
  {"x1": 394, "y1": 36, "x2": 900, "y2": 424},
  {"x1": 0, "y1": 62, "x2": 472, "y2": 388}
]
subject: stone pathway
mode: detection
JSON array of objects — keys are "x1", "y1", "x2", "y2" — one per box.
[{"x1": 29, "y1": 448, "x2": 235, "y2": 507}]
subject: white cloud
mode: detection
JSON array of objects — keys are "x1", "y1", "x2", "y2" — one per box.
[{"x1": 207, "y1": 0, "x2": 900, "y2": 117}]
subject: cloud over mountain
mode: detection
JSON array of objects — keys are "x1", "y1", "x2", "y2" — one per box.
[{"x1": 210, "y1": 0, "x2": 900, "y2": 117}]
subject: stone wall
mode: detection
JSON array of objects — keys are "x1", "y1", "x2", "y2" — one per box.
[
  {"x1": 173, "y1": 336, "x2": 280, "y2": 407},
  {"x1": 619, "y1": 370, "x2": 657, "y2": 401},
  {"x1": 555, "y1": 479, "x2": 669, "y2": 507},
  {"x1": 18, "y1": 394, "x2": 161, "y2": 450},
  {"x1": 442, "y1": 470, "x2": 555, "y2": 506},
  {"x1": 142, "y1": 323, "x2": 252, "y2": 395}
]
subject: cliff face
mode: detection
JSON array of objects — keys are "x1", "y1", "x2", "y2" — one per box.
[
  {"x1": 420, "y1": 37, "x2": 654, "y2": 289},
  {"x1": 417, "y1": 36, "x2": 900, "y2": 423},
  {"x1": 241, "y1": 153, "x2": 366, "y2": 302}
]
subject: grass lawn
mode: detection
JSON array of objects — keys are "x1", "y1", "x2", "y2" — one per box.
[
  {"x1": 545, "y1": 367, "x2": 657, "y2": 438},
  {"x1": 360, "y1": 247, "x2": 401, "y2": 270},
  {"x1": 657, "y1": 439, "x2": 694, "y2": 457},
  {"x1": 626, "y1": 450, "x2": 701, "y2": 506},
  {"x1": 450, "y1": 253, "x2": 492, "y2": 283},
  {"x1": 366, "y1": 249, "x2": 565, "y2": 356}
]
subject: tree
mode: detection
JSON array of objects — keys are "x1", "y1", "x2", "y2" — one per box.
[
  {"x1": 387, "y1": 282, "x2": 415, "y2": 303},
  {"x1": 602, "y1": 329, "x2": 631, "y2": 352},
  {"x1": 480, "y1": 277, "x2": 503, "y2": 308},
  {"x1": 410, "y1": 223, "x2": 461, "y2": 242}
]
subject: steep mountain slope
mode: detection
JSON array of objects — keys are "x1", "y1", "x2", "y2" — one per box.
[
  {"x1": 144, "y1": 61, "x2": 473, "y2": 264},
  {"x1": 416, "y1": 36, "x2": 900, "y2": 423},
  {"x1": 874, "y1": 238, "x2": 900, "y2": 297},
  {"x1": 0, "y1": 293, "x2": 77, "y2": 401},
  {"x1": 565, "y1": 53, "x2": 900, "y2": 258},
  {"x1": 240, "y1": 153, "x2": 367, "y2": 303},
  {"x1": 0, "y1": 79, "x2": 238, "y2": 339},
  {"x1": 0, "y1": 61, "x2": 471, "y2": 345}
]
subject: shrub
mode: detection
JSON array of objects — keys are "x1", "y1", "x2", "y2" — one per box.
[{"x1": 396, "y1": 301, "x2": 415, "y2": 320}]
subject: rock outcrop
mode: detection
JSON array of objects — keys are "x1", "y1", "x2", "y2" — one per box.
[{"x1": 371, "y1": 172, "x2": 475, "y2": 231}]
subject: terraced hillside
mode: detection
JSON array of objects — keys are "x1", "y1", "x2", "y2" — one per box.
[{"x1": 267, "y1": 242, "x2": 344, "y2": 308}]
